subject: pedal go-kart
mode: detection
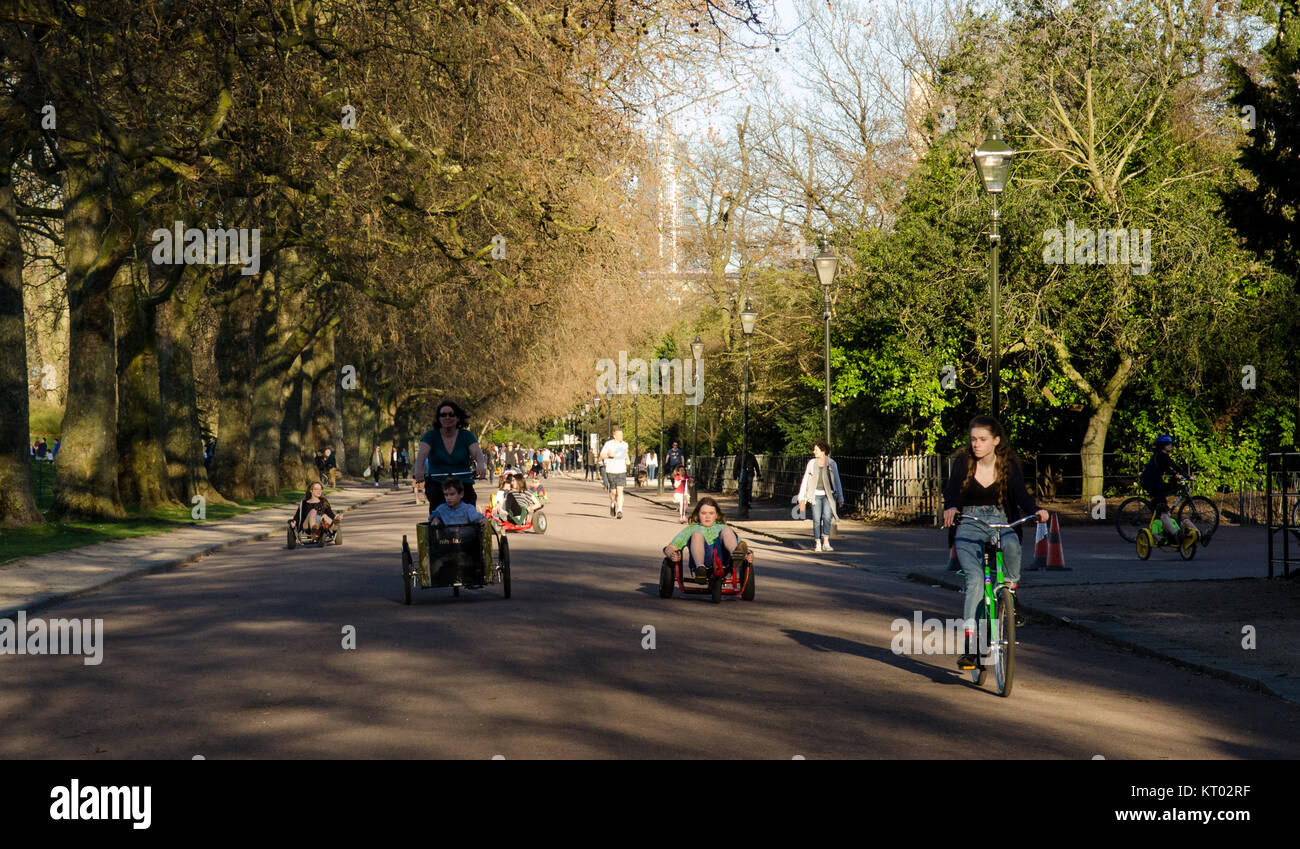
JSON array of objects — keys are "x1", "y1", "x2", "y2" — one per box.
[
  {"x1": 1136, "y1": 520, "x2": 1200, "y2": 561},
  {"x1": 401, "y1": 522, "x2": 510, "y2": 603},
  {"x1": 286, "y1": 504, "x2": 341, "y2": 549},
  {"x1": 658, "y1": 546, "x2": 754, "y2": 604},
  {"x1": 485, "y1": 491, "x2": 548, "y2": 534}
]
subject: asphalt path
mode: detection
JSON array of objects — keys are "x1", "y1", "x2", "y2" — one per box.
[{"x1": 2, "y1": 477, "x2": 1298, "y2": 759}]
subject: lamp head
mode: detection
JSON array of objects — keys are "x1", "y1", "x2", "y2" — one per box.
[
  {"x1": 972, "y1": 129, "x2": 1015, "y2": 194},
  {"x1": 740, "y1": 301, "x2": 757, "y2": 336}
]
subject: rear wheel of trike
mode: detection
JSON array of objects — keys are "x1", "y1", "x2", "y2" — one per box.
[
  {"x1": 709, "y1": 573, "x2": 722, "y2": 604},
  {"x1": 287, "y1": 527, "x2": 296, "y2": 550},
  {"x1": 1135, "y1": 528, "x2": 1153, "y2": 561},
  {"x1": 739, "y1": 562, "x2": 755, "y2": 601},
  {"x1": 533, "y1": 512, "x2": 548, "y2": 534}
]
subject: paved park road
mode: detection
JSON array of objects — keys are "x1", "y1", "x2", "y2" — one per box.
[{"x1": 2, "y1": 478, "x2": 1298, "y2": 759}]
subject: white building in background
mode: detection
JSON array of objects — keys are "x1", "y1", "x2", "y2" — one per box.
[{"x1": 655, "y1": 120, "x2": 681, "y2": 277}]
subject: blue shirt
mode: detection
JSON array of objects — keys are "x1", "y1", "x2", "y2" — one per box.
[{"x1": 431, "y1": 501, "x2": 484, "y2": 525}]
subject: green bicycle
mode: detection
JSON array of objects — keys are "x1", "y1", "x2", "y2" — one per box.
[{"x1": 953, "y1": 512, "x2": 1039, "y2": 697}]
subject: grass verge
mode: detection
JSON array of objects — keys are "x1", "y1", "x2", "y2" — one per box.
[{"x1": 0, "y1": 489, "x2": 313, "y2": 564}]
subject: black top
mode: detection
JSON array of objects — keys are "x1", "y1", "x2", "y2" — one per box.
[
  {"x1": 1140, "y1": 451, "x2": 1174, "y2": 494},
  {"x1": 299, "y1": 496, "x2": 335, "y2": 520},
  {"x1": 960, "y1": 476, "x2": 1000, "y2": 507},
  {"x1": 943, "y1": 453, "x2": 1039, "y2": 518}
]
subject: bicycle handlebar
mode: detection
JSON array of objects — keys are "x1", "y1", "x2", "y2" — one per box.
[{"x1": 953, "y1": 512, "x2": 1040, "y2": 531}]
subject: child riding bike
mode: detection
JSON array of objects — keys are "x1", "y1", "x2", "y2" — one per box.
[{"x1": 1139, "y1": 434, "x2": 1187, "y2": 544}]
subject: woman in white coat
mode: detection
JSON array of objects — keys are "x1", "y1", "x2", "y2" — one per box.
[{"x1": 797, "y1": 441, "x2": 845, "y2": 552}]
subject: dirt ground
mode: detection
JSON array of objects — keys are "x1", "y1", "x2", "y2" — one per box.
[{"x1": 1027, "y1": 578, "x2": 1300, "y2": 682}]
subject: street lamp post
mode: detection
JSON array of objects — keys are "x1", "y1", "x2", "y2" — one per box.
[
  {"x1": 657, "y1": 360, "x2": 669, "y2": 494},
  {"x1": 690, "y1": 335, "x2": 704, "y2": 478},
  {"x1": 813, "y1": 244, "x2": 839, "y2": 447},
  {"x1": 972, "y1": 128, "x2": 1015, "y2": 420},
  {"x1": 739, "y1": 301, "x2": 757, "y2": 518},
  {"x1": 604, "y1": 387, "x2": 614, "y2": 441},
  {"x1": 630, "y1": 377, "x2": 640, "y2": 487}
]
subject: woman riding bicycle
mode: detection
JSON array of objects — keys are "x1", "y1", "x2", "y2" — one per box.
[
  {"x1": 942, "y1": 415, "x2": 1049, "y2": 671},
  {"x1": 413, "y1": 399, "x2": 488, "y2": 509}
]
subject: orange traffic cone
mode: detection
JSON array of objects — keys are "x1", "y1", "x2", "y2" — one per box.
[
  {"x1": 1043, "y1": 512, "x2": 1071, "y2": 571},
  {"x1": 1027, "y1": 519, "x2": 1049, "y2": 571}
]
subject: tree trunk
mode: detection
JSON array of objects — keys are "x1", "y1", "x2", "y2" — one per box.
[
  {"x1": 1048, "y1": 333, "x2": 1136, "y2": 503},
  {"x1": 279, "y1": 355, "x2": 307, "y2": 490},
  {"x1": 209, "y1": 285, "x2": 256, "y2": 500},
  {"x1": 309, "y1": 326, "x2": 344, "y2": 472},
  {"x1": 157, "y1": 277, "x2": 231, "y2": 506},
  {"x1": 115, "y1": 260, "x2": 180, "y2": 511},
  {"x1": 52, "y1": 144, "x2": 127, "y2": 519},
  {"x1": 0, "y1": 164, "x2": 43, "y2": 526}
]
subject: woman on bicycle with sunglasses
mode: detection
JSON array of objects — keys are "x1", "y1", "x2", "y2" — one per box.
[
  {"x1": 942, "y1": 415, "x2": 1049, "y2": 671},
  {"x1": 413, "y1": 400, "x2": 488, "y2": 510}
]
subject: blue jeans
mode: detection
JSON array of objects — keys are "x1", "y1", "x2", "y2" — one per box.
[
  {"x1": 811, "y1": 495, "x2": 834, "y2": 540},
  {"x1": 954, "y1": 505, "x2": 1021, "y2": 625}
]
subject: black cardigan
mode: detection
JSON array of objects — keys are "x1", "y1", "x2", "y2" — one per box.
[{"x1": 943, "y1": 453, "x2": 1040, "y2": 540}]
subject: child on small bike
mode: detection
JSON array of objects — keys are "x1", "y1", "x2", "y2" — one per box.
[
  {"x1": 671, "y1": 467, "x2": 691, "y2": 522},
  {"x1": 661, "y1": 496, "x2": 754, "y2": 580},
  {"x1": 1139, "y1": 434, "x2": 1185, "y2": 543}
]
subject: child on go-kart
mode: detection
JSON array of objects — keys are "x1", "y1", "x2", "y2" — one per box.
[
  {"x1": 292, "y1": 481, "x2": 338, "y2": 541},
  {"x1": 661, "y1": 496, "x2": 754, "y2": 580}
]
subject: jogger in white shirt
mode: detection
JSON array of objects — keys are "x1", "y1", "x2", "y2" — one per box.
[{"x1": 600, "y1": 426, "x2": 629, "y2": 519}]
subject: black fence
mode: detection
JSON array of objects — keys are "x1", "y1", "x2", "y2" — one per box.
[{"x1": 694, "y1": 454, "x2": 945, "y2": 523}]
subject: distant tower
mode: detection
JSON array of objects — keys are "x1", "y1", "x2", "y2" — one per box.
[
  {"x1": 905, "y1": 69, "x2": 937, "y2": 162},
  {"x1": 656, "y1": 121, "x2": 679, "y2": 276}
]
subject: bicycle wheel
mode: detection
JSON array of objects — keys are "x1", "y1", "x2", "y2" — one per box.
[
  {"x1": 1179, "y1": 530, "x2": 1197, "y2": 561},
  {"x1": 1115, "y1": 497, "x2": 1153, "y2": 542},
  {"x1": 1292, "y1": 501, "x2": 1300, "y2": 542},
  {"x1": 1177, "y1": 496, "x2": 1219, "y2": 546},
  {"x1": 995, "y1": 587, "x2": 1015, "y2": 697}
]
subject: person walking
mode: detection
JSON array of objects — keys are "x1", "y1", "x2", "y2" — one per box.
[
  {"x1": 645, "y1": 449, "x2": 658, "y2": 487},
  {"x1": 797, "y1": 441, "x2": 845, "y2": 553},
  {"x1": 370, "y1": 444, "x2": 384, "y2": 488},
  {"x1": 733, "y1": 448, "x2": 761, "y2": 518},
  {"x1": 321, "y1": 447, "x2": 338, "y2": 487},
  {"x1": 664, "y1": 441, "x2": 684, "y2": 481}
]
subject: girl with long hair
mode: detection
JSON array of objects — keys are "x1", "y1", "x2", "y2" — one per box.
[{"x1": 941, "y1": 415, "x2": 1049, "y2": 671}]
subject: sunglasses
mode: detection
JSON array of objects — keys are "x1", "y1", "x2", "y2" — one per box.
[{"x1": 439, "y1": 411, "x2": 457, "y2": 418}]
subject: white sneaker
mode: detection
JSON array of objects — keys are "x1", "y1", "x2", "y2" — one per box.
[
  {"x1": 823, "y1": 540, "x2": 834, "y2": 552},
  {"x1": 814, "y1": 541, "x2": 823, "y2": 552}
]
